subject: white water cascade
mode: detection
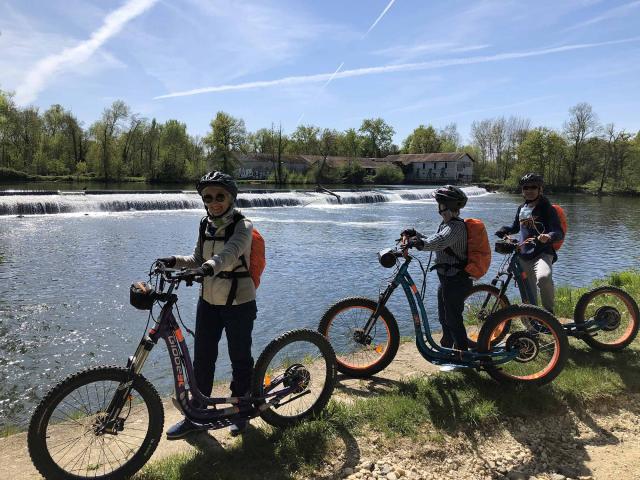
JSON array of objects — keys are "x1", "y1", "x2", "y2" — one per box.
[{"x1": 0, "y1": 187, "x2": 489, "y2": 216}]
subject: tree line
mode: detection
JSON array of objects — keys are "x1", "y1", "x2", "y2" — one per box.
[{"x1": 1, "y1": 88, "x2": 639, "y2": 192}]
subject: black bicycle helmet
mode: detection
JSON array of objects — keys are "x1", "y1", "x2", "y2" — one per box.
[
  {"x1": 519, "y1": 173, "x2": 544, "y2": 187},
  {"x1": 196, "y1": 171, "x2": 238, "y2": 198},
  {"x1": 434, "y1": 185, "x2": 468, "y2": 210}
]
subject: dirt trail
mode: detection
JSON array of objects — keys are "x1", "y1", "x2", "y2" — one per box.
[{"x1": 1, "y1": 342, "x2": 638, "y2": 480}]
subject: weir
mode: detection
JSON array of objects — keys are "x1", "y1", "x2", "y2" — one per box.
[{"x1": 0, "y1": 187, "x2": 488, "y2": 216}]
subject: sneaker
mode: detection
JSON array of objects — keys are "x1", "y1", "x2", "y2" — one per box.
[
  {"x1": 229, "y1": 419, "x2": 249, "y2": 437},
  {"x1": 166, "y1": 419, "x2": 204, "y2": 440},
  {"x1": 439, "y1": 365, "x2": 460, "y2": 372}
]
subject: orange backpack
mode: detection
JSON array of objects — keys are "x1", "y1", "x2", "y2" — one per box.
[
  {"x1": 199, "y1": 213, "x2": 266, "y2": 290},
  {"x1": 551, "y1": 204, "x2": 568, "y2": 251},
  {"x1": 443, "y1": 218, "x2": 491, "y2": 280},
  {"x1": 247, "y1": 228, "x2": 266, "y2": 288},
  {"x1": 462, "y1": 218, "x2": 491, "y2": 279}
]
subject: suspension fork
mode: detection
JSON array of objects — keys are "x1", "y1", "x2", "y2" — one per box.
[
  {"x1": 101, "y1": 310, "x2": 164, "y2": 432},
  {"x1": 361, "y1": 281, "x2": 399, "y2": 336}
]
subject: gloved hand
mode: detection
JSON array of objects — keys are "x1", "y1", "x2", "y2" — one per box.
[
  {"x1": 200, "y1": 263, "x2": 215, "y2": 276},
  {"x1": 405, "y1": 236, "x2": 424, "y2": 250},
  {"x1": 400, "y1": 228, "x2": 417, "y2": 238},
  {"x1": 494, "y1": 228, "x2": 508, "y2": 239},
  {"x1": 156, "y1": 256, "x2": 176, "y2": 267}
]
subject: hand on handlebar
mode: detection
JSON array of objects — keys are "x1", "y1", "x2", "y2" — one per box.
[
  {"x1": 180, "y1": 264, "x2": 214, "y2": 280},
  {"x1": 494, "y1": 228, "x2": 509, "y2": 239},
  {"x1": 156, "y1": 256, "x2": 176, "y2": 268},
  {"x1": 537, "y1": 233, "x2": 551, "y2": 244},
  {"x1": 405, "y1": 236, "x2": 424, "y2": 250}
]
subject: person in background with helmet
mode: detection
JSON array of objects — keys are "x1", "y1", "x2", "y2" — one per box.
[
  {"x1": 495, "y1": 173, "x2": 564, "y2": 313},
  {"x1": 401, "y1": 185, "x2": 472, "y2": 361},
  {"x1": 157, "y1": 171, "x2": 256, "y2": 438}
]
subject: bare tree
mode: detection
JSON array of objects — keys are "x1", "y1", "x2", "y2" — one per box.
[{"x1": 563, "y1": 102, "x2": 600, "y2": 189}]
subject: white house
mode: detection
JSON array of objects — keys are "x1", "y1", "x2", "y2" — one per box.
[{"x1": 386, "y1": 153, "x2": 475, "y2": 183}]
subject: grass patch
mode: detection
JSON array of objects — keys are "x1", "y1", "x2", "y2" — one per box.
[
  {"x1": 1, "y1": 424, "x2": 22, "y2": 438},
  {"x1": 136, "y1": 417, "x2": 336, "y2": 480}
]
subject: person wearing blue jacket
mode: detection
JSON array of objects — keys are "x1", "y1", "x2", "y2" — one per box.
[{"x1": 495, "y1": 173, "x2": 564, "y2": 313}]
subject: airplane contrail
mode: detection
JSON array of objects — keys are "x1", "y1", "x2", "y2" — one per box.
[
  {"x1": 365, "y1": 0, "x2": 397, "y2": 36},
  {"x1": 15, "y1": 0, "x2": 157, "y2": 105},
  {"x1": 154, "y1": 37, "x2": 640, "y2": 99}
]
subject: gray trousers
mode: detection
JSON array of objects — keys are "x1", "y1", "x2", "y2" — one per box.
[{"x1": 519, "y1": 254, "x2": 555, "y2": 313}]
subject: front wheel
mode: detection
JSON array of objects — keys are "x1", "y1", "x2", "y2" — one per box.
[
  {"x1": 318, "y1": 297, "x2": 400, "y2": 378},
  {"x1": 477, "y1": 305, "x2": 568, "y2": 386},
  {"x1": 574, "y1": 286, "x2": 640, "y2": 351},
  {"x1": 253, "y1": 329, "x2": 336, "y2": 429},
  {"x1": 28, "y1": 366, "x2": 164, "y2": 480}
]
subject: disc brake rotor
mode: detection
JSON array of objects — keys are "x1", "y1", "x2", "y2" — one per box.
[
  {"x1": 506, "y1": 332, "x2": 539, "y2": 363},
  {"x1": 594, "y1": 306, "x2": 622, "y2": 331},
  {"x1": 283, "y1": 364, "x2": 311, "y2": 394},
  {"x1": 353, "y1": 328, "x2": 372, "y2": 345}
]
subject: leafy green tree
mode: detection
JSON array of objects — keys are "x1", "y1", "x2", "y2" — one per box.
[
  {"x1": 402, "y1": 124, "x2": 441, "y2": 153},
  {"x1": 158, "y1": 120, "x2": 191, "y2": 180},
  {"x1": 204, "y1": 111, "x2": 247, "y2": 173},
  {"x1": 287, "y1": 125, "x2": 320, "y2": 154},
  {"x1": 90, "y1": 100, "x2": 130, "y2": 180},
  {"x1": 0, "y1": 90, "x2": 17, "y2": 168},
  {"x1": 359, "y1": 118, "x2": 395, "y2": 158},
  {"x1": 516, "y1": 128, "x2": 567, "y2": 187},
  {"x1": 336, "y1": 128, "x2": 362, "y2": 158}
]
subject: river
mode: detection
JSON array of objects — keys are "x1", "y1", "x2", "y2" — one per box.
[{"x1": 1, "y1": 186, "x2": 639, "y2": 429}]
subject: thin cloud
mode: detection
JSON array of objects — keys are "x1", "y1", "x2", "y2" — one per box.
[
  {"x1": 365, "y1": 0, "x2": 396, "y2": 36},
  {"x1": 374, "y1": 42, "x2": 490, "y2": 58},
  {"x1": 430, "y1": 96, "x2": 558, "y2": 122},
  {"x1": 565, "y1": 0, "x2": 640, "y2": 31},
  {"x1": 14, "y1": 0, "x2": 157, "y2": 105},
  {"x1": 154, "y1": 37, "x2": 640, "y2": 99}
]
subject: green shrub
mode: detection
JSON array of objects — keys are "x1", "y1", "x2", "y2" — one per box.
[{"x1": 373, "y1": 164, "x2": 404, "y2": 184}]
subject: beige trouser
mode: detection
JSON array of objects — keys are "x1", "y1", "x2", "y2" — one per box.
[{"x1": 519, "y1": 253, "x2": 555, "y2": 313}]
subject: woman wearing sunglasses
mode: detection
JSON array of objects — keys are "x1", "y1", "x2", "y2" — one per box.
[
  {"x1": 157, "y1": 171, "x2": 257, "y2": 438},
  {"x1": 495, "y1": 173, "x2": 564, "y2": 313}
]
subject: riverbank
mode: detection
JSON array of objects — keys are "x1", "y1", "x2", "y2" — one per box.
[{"x1": 2, "y1": 271, "x2": 638, "y2": 480}]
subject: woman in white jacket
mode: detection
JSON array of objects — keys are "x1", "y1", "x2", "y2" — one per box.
[{"x1": 158, "y1": 171, "x2": 256, "y2": 438}]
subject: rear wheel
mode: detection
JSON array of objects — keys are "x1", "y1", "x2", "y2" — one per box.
[
  {"x1": 463, "y1": 284, "x2": 510, "y2": 348},
  {"x1": 253, "y1": 329, "x2": 336, "y2": 428},
  {"x1": 574, "y1": 286, "x2": 640, "y2": 351},
  {"x1": 318, "y1": 297, "x2": 399, "y2": 377},
  {"x1": 477, "y1": 305, "x2": 568, "y2": 386},
  {"x1": 27, "y1": 366, "x2": 163, "y2": 480}
]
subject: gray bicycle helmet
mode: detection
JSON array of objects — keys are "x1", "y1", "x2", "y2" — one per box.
[
  {"x1": 196, "y1": 171, "x2": 238, "y2": 198},
  {"x1": 434, "y1": 185, "x2": 468, "y2": 210},
  {"x1": 519, "y1": 173, "x2": 544, "y2": 187}
]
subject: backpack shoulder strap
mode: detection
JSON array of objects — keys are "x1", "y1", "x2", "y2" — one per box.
[
  {"x1": 224, "y1": 212, "x2": 245, "y2": 243},
  {"x1": 198, "y1": 216, "x2": 208, "y2": 258}
]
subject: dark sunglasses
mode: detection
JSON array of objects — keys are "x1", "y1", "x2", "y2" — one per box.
[
  {"x1": 438, "y1": 204, "x2": 448, "y2": 213},
  {"x1": 202, "y1": 193, "x2": 228, "y2": 204},
  {"x1": 522, "y1": 185, "x2": 539, "y2": 191}
]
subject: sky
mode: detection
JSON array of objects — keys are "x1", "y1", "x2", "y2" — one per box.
[{"x1": 1, "y1": 0, "x2": 639, "y2": 144}]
